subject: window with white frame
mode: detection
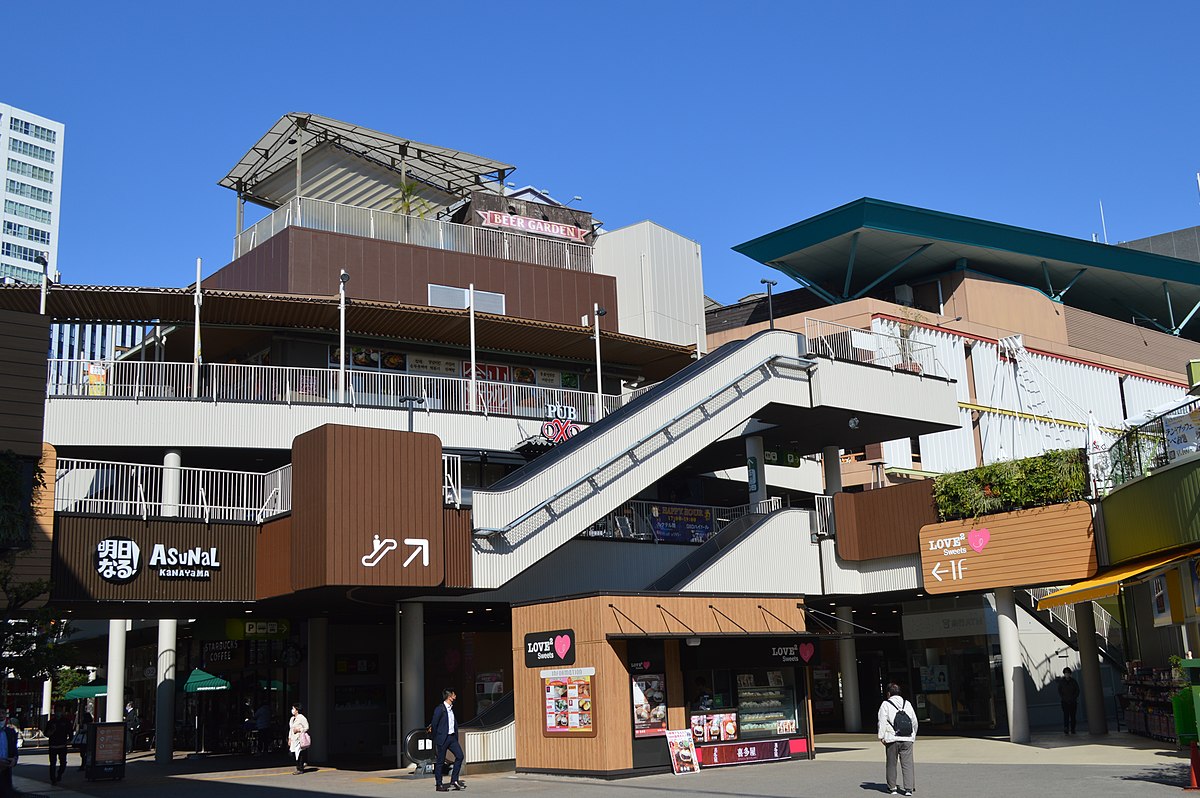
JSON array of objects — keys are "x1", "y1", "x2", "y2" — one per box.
[
  {"x1": 6, "y1": 158, "x2": 53, "y2": 183},
  {"x1": 4, "y1": 199, "x2": 52, "y2": 224},
  {"x1": 3, "y1": 221, "x2": 50, "y2": 245},
  {"x1": 8, "y1": 138, "x2": 55, "y2": 164},
  {"x1": 9, "y1": 117, "x2": 57, "y2": 144},
  {"x1": 428, "y1": 284, "x2": 506, "y2": 315},
  {"x1": 5, "y1": 179, "x2": 52, "y2": 204}
]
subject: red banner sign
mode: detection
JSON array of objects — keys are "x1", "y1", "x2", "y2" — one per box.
[
  {"x1": 477, "y1": 210, "x2": 588, "y2": 242},
  {"x1": 698, "y1": 738, "x2": 792, "y2": 767}
]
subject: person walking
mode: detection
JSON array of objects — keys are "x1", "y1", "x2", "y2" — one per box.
[
  {"x1": 45, "y1": 707, "x2": 72, "y2": 785},
  {"x1": 877, "y1": 682, "x2": 917, "y2": 796},
  {"x1": 428, "y1": 688, "x2": 465, "y2": 792},
  {"x1": 287, "y1": 703, "x2": 311, "y2": 775},
  {"x1": 123, "y1": 701, "x2": 141, "y2": 753},
  {"x1": 0, "y1": 708, "x2": 19, "y2": 798},
  {"x1": 1057, "y1": 667, "x2": 1080, "y2": 734}
]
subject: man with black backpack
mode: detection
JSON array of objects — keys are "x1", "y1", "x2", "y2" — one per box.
[{"x1": 877, "y1": 682, "x2": 917, "y2": 796}]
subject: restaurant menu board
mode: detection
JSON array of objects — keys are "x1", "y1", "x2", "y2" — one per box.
[
  {"x1": 690, "y1": 711, "x2": 739, "y2": 743},
  {"x1": 93, "y1": 722, "x2": 125, "y2": 765},
  {"x1": 632, "y1": 674, "x2": 668, "y2": 737},
  {"x1": 328, "y1": 346, "x2": 407, "y2": 371},
  {"x1": 648, "y1": 504, "x2": 715, "y2": 544},
  {"x1": 666, "y1": 729, "x2": 701, "y2": 774},
  {"x1": 541, "y1": 667, "x2": 595, "y2": 736}
]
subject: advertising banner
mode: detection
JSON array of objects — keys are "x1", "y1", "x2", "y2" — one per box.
[
  {"x1": 632, "y1": 673, "x2": 668, "y2": 738},
  {"x1": 666, "y1": 729, "x2": 701, "y2": 774},
  {"x1": 540, "y1": 667, "x2": 595, "y2": 736},
  {"x1": 697, "y1": 738, "x2": 791, "y2": 767},
  {"x1": 648, "y1": 503, "x2": 715, "y2": 544}
]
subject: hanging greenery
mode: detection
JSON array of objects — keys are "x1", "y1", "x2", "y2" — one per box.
[{"x1": 932, "y1": 448, "x2": 1088, "y2": 522}]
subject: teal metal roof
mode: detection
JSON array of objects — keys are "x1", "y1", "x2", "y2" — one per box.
[{"x1": 733, "y1": 198, "x2": 1200, "y2": 337}]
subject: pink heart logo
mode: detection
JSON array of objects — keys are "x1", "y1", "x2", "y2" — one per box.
[
  {"x1": 554, "y1": 634, "x2": 572, "y2": 660},
  {"x1": 968, "y1": 528, "x2": 990, "y2": 553},
  {"x1": 642, "y1": 661, "x2": 651, "y2": 671},
  {"x1": 798, "y1": 642, "x2": 815, "y2": 663}
]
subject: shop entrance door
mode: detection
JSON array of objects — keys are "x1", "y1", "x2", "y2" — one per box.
[{"x1": 946, "y1": 647, "x2": 995, "y2": 729}]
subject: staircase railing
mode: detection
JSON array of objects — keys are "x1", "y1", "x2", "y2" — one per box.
[{"x1": 1021, "y1": 586, "x2": 1124, "y2": 660}]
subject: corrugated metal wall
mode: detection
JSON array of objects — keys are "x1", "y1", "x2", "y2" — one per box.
[
  {"x1": 820, "y1": 539, "x2": 921, "y2": 594},
  {"x1": 918, "y1": 407, "x2": 978, "y2": 473},
  {"x1": 1063, "y1": 305, "x2": 1199, "y2": 379},
  {"x1": 970, "y1": 341, "x2": 1123, "y2": 426},
  {"x1": 1122, "y1": 375, "x2": 1187, "y2": 420},
  {"x1": 443, "y1": 508, "x2": 473, "y2": 588},
  {"x1": 679, "y1": 510, "x2": 822, "y2": 594}
]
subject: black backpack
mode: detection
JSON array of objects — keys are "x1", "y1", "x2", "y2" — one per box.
[{"x1": 888, "y1": 697, "x2": 914, "y2": 737}]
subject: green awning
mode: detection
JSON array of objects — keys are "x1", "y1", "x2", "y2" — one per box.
[
  {"x1": 64, "y1": 684, "x2": 107, "y2": 699},
  {"x1": 183, "y1": 668, "x2": 231, "y2": 693}
]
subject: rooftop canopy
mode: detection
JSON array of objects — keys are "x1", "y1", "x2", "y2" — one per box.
[
  {"x1": 733, "y1": 198, "x2": 1200, "y2": 340},
  {"x1": 219, "y1": 113, "x2": 515, "y2": 211}
]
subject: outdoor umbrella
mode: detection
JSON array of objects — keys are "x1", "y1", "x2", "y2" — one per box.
[
  {"x1": 182, "y1": 669, "x2": 230, "y2": 754},
  {"x1": 64, "y1": 684, "x2": 107, "y2": 699}
]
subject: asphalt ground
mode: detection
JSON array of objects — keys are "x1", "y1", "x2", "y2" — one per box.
[{"x1": 7, "y1": 731, "x2": 1191, "y2": 797}]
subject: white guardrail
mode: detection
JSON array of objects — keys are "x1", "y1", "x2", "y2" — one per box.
[
  {"x1": 582, "y1": 498, "x2": 782, "y2": 543},
  {"x1": 47, "y1": 360, "x2": 637, "y2": 424},
  {"x1": 1023, "y1": 586, "x2": 1123, "y2": 653},
  {"x1": 236, "y1": 197, "x2": 593, "y2": 272},
  {"x1": 55, "y1": 455, "x2": 461, "y2": 522},
  {"x1": 804, "y1": 318, "x2": 943, "y2": 378}
]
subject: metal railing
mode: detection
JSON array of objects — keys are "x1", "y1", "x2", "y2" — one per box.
[
  {"x1": 804, "y1": 318, "x2": 942, "y2": 378},
  {"x1": 235, "y1": 197, "x2": 593, "y2": 272},
  {"x1": 1106, "y1": 395, "x2": 1200, "y2": 489},
  {"x1": 812, "y1": 494, "x2": 835, "y2": 540},
  {"x1": 1023, "y1": 586, "x2": 1124, "y2": 655},
  {"x1": 55, "y1": 456, "x2": 460, "y2": 522},
  {"x1": 47, "y1": 359, "x2": 630, "y2": 425},
  {"x1": 581, "y1": 497, "x2": 782, "y2": 544}
]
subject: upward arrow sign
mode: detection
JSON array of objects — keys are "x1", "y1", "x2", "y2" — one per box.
[{"x1": 402, "y1": 538, "x2": 429, "y2": 568}]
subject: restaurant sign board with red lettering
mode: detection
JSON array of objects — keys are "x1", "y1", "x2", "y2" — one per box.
[
  {"x1": 477, "y1": 210, "x2": 589, "y2": 242},
  {"x1": 698, "y1": 738, "x2": 791, "y2": 767}
]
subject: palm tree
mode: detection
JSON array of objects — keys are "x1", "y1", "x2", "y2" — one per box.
[{"x1": 386, "y1": 180, "x2": 435, "y2": 244}]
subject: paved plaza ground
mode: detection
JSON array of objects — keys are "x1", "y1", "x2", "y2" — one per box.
[{"x1": 8, "y1": 731, "x2": 1192, "y2": 797}]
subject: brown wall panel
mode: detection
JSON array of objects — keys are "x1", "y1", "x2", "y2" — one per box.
[
  {"x1": 206, "y1": 228, "x2": 618, "y2": 330},
  {"x1": 4, "y1": 445, "x2": 56, "y2": 610},
  {"x1": 52, "y1": 516, "x2": 256, "y2": 602},
  {"x1": 442, "y1": 508, "x2": 473, "y2": 589},
  {"x1": 0, "y1": 309, "x2": 50, "y2": 457},
  {"x1": 1064, "y1": 305, "x2": 1198, "y2": 381},
  {"x1": 256, "y1": 515, "x2": 293, "y2": 599},
  {"x1": 834, "y1": 480, "x2": 938, "y2": 561}
]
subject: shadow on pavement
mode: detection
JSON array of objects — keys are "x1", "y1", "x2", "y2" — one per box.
[
  {"x1": 1118, "y1": 762, "x2": 1189, "y2": 787},
  {"x1": 859, "y1": 781, "x2": 893, "y2": 792}
]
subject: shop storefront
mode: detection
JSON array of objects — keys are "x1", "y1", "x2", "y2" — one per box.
[
  {"x1": 511, "y1": 593, "x2": 814, "y2": 777},
  {"x1": 901, "y1": 602, "x2": 1000, "y2": 731}
]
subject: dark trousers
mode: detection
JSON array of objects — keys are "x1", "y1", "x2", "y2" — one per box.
[
  {"x1": 49, "y1": 747, "x2": 68, "y2": 782},
  {"x1": 294, "y1": 747, "x2": 308, "y2": 772},
  {"x1": 1062, "y1": 700, "x2": 1078, "y2": 733},
  {"x1": 435, "y1": 733, "x2": 464, "y2": 786},
  {"x1": 0, "y1": 763, "x2": 13, "y2": 798}
]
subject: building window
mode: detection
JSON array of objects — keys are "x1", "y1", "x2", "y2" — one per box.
[
  {"x1": 5, "y1": 179, "x2": 52, "y2": 204},
  {"x1": 6, "y1": 158, "x2": 53, "y2": 184},
  {"x1": 428, "y1": 284, "x2": 506, "y2": 315},
  {"x1": 1, "y1": 241, "x2": 45, "y2": 264},
  {"x1": 8, "y1": 138, "x2": 55, "y2": 164},
  {"x1": 0, "y1": 261, "x2": 42, "y2": 283},
  {"x1": 4, "y1": 199, "x2": 52, "y2": 224},
  {"x1": 3, "y1": 221, "x2": 50, "y2": 245},
  {"x1": 9, "y1": 117, "x2": 57, "y2": 144}
]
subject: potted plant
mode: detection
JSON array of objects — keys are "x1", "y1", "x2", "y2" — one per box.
[{"x1": 896, "y1": 308, "x2": 926, "y2": 374}]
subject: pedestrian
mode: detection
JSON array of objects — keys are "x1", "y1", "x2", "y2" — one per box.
[
  {"x1": 254, "y1": 699, "x2": 271, "y2": 755},
  {"x1": 287, "y1": 703, "x2": 310, "y2": 775},
  {"x1": 877, "y1": 682, "x2": 917, "y2": 796},
  {"x1": 123, "y1": 701, "x2": 141, "y2": 753},
  {"x1": 0, "y1": 708, "x2": 18, "y2": 798},
  {"x1": 427, "y1": 688, "x2": 466, "y2": 792},
  {"x1": 45, "y1": 707, "x2": 71, "y2": 785},
  {"x1": 1057, "y1": 666, "x2": 1080, "y2": 734},
  {"x1": 76, "y1": 706, "x2": 93, "y2": 771}
]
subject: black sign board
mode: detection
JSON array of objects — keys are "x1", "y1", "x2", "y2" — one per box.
[
  {"x1": 765, "y1": 640, "x2": 819, "y2": 666},
  {"x1": 524, "y1": 628, "x2": 576, "y2": 668}
]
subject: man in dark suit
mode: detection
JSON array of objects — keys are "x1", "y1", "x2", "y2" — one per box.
[
  {"x1": 427, "y1": 689, "x2": 465, "y2": 792},
  {"x1": 0, "y1": 707, "x2": 18, "y2": 798}
]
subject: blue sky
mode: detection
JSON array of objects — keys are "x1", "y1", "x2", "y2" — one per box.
[{"x1": 9, "y1": 2, "x2": 1200, "y2": 304}]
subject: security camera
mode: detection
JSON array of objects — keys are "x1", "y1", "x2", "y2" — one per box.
[
  {"x1": 596, "y1": 307, "x2": 607, "y2": 317},
  {"x1": 339, "y1": 271, "x2": 350, "y2": 285}
]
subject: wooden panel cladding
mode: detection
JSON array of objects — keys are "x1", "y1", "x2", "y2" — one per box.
[
  {"x1": 291, "y1": 424, "x2": 444, "y2": 590},
  {"x1": 52, "y1": 516, "x2": 255, "y2": 602},
  {"x1": 918, "y1": 501, "x2": 1097, "y2": 595},
  {"x1": 834, "y1": 480, "x2": 939, "y2": 561},
  {"x1": 2, "y1": 444, "x2": 56, "y2": 611},
  {"x1": 1064, "y1": 304, "x2": 1197, "y2": 381},
  {"x1": 205, "y1": 227, "x2": 619, "y2": 331},
  {"x1": 0, "y1": 308, "x2": 50, "y2": 457},
  {"x1": 442, "y1": 508, "x2": 473, "y2": 588},
  {"x1": 256, "y1": 515, "x2": 292, "y2": 599}
]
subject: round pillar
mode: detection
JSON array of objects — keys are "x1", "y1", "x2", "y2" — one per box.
[
  {"x1": 1073, "y1": 603, "x2": 1108, "y2": 735},
  {"x1": 994, "y1": 588, "x2": 1030, "y2": 743},
  {"x1": 106, "y1": 620, "x2": 127, "y2": 722},
  {"x1": 400, "y1": 602, "x2": 425, "y2": 766},
  {"x1": 156, "y1": 619, "x2": 178, "y2": 763},
  {"x1": 836, "y1": 606, "x2": 862, "y2": 732}
]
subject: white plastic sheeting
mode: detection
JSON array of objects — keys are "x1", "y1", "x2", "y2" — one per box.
[{"x1": 1121, "y1": 375, "x2": 1188, "y2": 425}]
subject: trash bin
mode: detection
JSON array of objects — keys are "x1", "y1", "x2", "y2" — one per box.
[
  {"x1": 403, "y1": 728, "x2": 436, "y2": 775},
  {"x1": 84, "y1": 722, "x2": 126, "y2": 781}
]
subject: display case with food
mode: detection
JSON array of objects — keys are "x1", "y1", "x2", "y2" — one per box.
[
  {"x1": 689, "y1": 711, "x2": 739, "y2": 743},
  {"x1": 737, "y1": 685, "x2": 796, "y2": 738}
]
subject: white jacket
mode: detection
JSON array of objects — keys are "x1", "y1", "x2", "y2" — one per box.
[{"x1": 877, "y1": 696, "x2": 918, "y2": 743}]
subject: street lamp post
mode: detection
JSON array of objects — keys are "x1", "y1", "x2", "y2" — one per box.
[
  {"x1": 760, "y1": 278, "x2": 778, "y2": 330},
  {"x1": 339, "y1": 270, "x2": 350, "y2": 403},
  {"x1": 593, "y1": 303, "x2": 607, "y2": 421}
]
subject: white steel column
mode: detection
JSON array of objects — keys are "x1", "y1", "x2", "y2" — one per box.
[
  {"x1": 995, "y1": 588, "x2": 1030, "y2": 743},
  {"x1": 401, "y1": 602, "x2": 425, "y2": 766},
  {"x1": 162, "y1": 450, "x2": 182, "y2": 518},
  {"x1": 308, "y1": 618, "x2": 330, "y2": 763},
  {"x1": 1073, "y1": 603, "x2": 1108, "y2": 735},
  {"x1": 836, "y1": 606, "x2": 862, "y2": 733},
  {"x1": 105, "y1": 620, "x2": 127, "y2": 722},
  {"x1": 155, "y1": 620, "x2": 177, "y2": 763},
  {"x1": 745, "y1": 436, "x2": 768, "y2": 506}
]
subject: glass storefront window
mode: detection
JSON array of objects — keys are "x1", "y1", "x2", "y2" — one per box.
[{"x1": 907, "y1": 635, "x2": 997, "y2": 730}]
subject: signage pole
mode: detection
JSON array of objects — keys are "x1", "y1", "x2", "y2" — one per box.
[
  {"x1": 469, "y1": 284, "x2": 477, "y2": 413},
  {"x1": 339, "y1": 270, "x2": 348, "y2": 403},
  {"x1": 192, "y1": 258, "x2": 202, "y2": 399},
  {"x1": 593, "y1": 303, "x2": 605, "y2": 421}
]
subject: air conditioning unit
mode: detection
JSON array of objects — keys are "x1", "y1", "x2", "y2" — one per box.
[{"x1": 894, "y1": 284, "x2": 914, "y2": 306}]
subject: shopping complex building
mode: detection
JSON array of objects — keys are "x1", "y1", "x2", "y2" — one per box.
[{"x1": 4, "y1": 115, "x2": 1200, "y2": 774}]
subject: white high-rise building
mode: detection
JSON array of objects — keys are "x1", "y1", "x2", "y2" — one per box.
[{"x1": 0, "y1": 102, "x2": 63, "y2": 284}]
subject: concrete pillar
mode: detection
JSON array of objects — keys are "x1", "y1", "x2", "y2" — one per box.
[
  {"x1": 307, "y1": 618, "x2": 330, "y2": 763},
  {"x1": 401, "y1": 602, "x2": 425, "y2": 765},
  {"x1": 106, "y1": 620, "x2": 127, "y2": 722},
  {"x1": 823, "y1": 445, "x2": 843, "y2": 495},
  {"x1": 156, "y1": 620, "x2": 177, "y2": 763},
  {"x1": 745, "y1": 436, "x2": 767, "y2": 506},
  {"x1": 836, "y1": 606, "x2": 862, "y2": 732},
  {"x1": 1073, "y1": 603, "x2": 1107, "y2": 735},
  {"x1": 994, "y1": 588, "x2": 1029, "y2": 743},
  {"x1": 162, "y1": 450, "x2": 182, "y2": 518}
]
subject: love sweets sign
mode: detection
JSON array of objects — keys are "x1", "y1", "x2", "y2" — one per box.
[{"x1": 525, "y1": 629, "x2": 577, "y2": 668}]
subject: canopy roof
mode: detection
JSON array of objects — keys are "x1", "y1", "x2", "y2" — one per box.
[
  {"x1": 0, "y1": 285, "x2": 693, "y2": 380},
  {"x1": 734, "y1": 198, "x2": 1200, "y2": 341},
  {"x1": 64, "y1": 683, "x2": 107, "y2": 699},
  {"x1": 1036, "y1": 544, "x2": 1200, "y2": 609},
  {"x1": 184, "y1": 668, "x2": 230, "y2": 693},
  {"x1": 219, "y1": 113, "x2": 515, "y2": 209}
]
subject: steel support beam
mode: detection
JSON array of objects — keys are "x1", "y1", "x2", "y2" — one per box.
[
  {"x1": 770, "y1": 262, "x2": 840, "y2": 305},
  {"x1": 1114, "y1": 299, "x2": 1172, "y2": 335},
  {"x1": 1175, "y1": 298, "x2": 1200, "y2": 336},
  {"x1": 1165, "y1": 282, "x2": 1177, "y2": 331},
  {"x1": 1053, "y1": 268, "x2": 1087, "y2": 301},
  {"x1": 841, "y1": 232, "x2": 860, "y2": 299},
  {"x1": 850, "y1": 243, "x2": 932, "y2": 300}
]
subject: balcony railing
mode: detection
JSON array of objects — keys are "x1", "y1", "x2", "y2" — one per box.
[
  {"x1": 55, "y1": 455, "x2": 460, "y2": 522},
  {"x1": 1106, "y1": 395, "x2": 1200, "y2": 489},
  {"x1": 804, "y1": 318, "x2": 943, "y2": 378},
  {"x1": 581, "y1": 498, "x2": 782, "y2": 544},
  {"x1": 235, "y1": 197, "x2": 593, "y2": 273},
  {"x1": 47, "y1": 359, "x2": 632, "y2": 425}
]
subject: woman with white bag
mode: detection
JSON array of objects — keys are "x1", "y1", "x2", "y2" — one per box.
[{"x1": 287, "y1": 703, "x2": 311, "y2": 775}]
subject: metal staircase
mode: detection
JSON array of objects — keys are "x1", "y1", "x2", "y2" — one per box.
[{"x1": 1017, "y1": 587, "x2": 1125, "y2": 669}]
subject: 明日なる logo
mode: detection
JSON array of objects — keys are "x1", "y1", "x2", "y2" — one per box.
[{"x1": 96, "y1": 537, "x2": 141, "y2": 584}]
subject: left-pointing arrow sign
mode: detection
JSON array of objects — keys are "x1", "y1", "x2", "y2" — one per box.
[
  {"x1": 931, "y1": 561, "x2": 945, "y2": 582},
  {"x1": 402, "y1": 538, "x2": 429, "y2": 568}
]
